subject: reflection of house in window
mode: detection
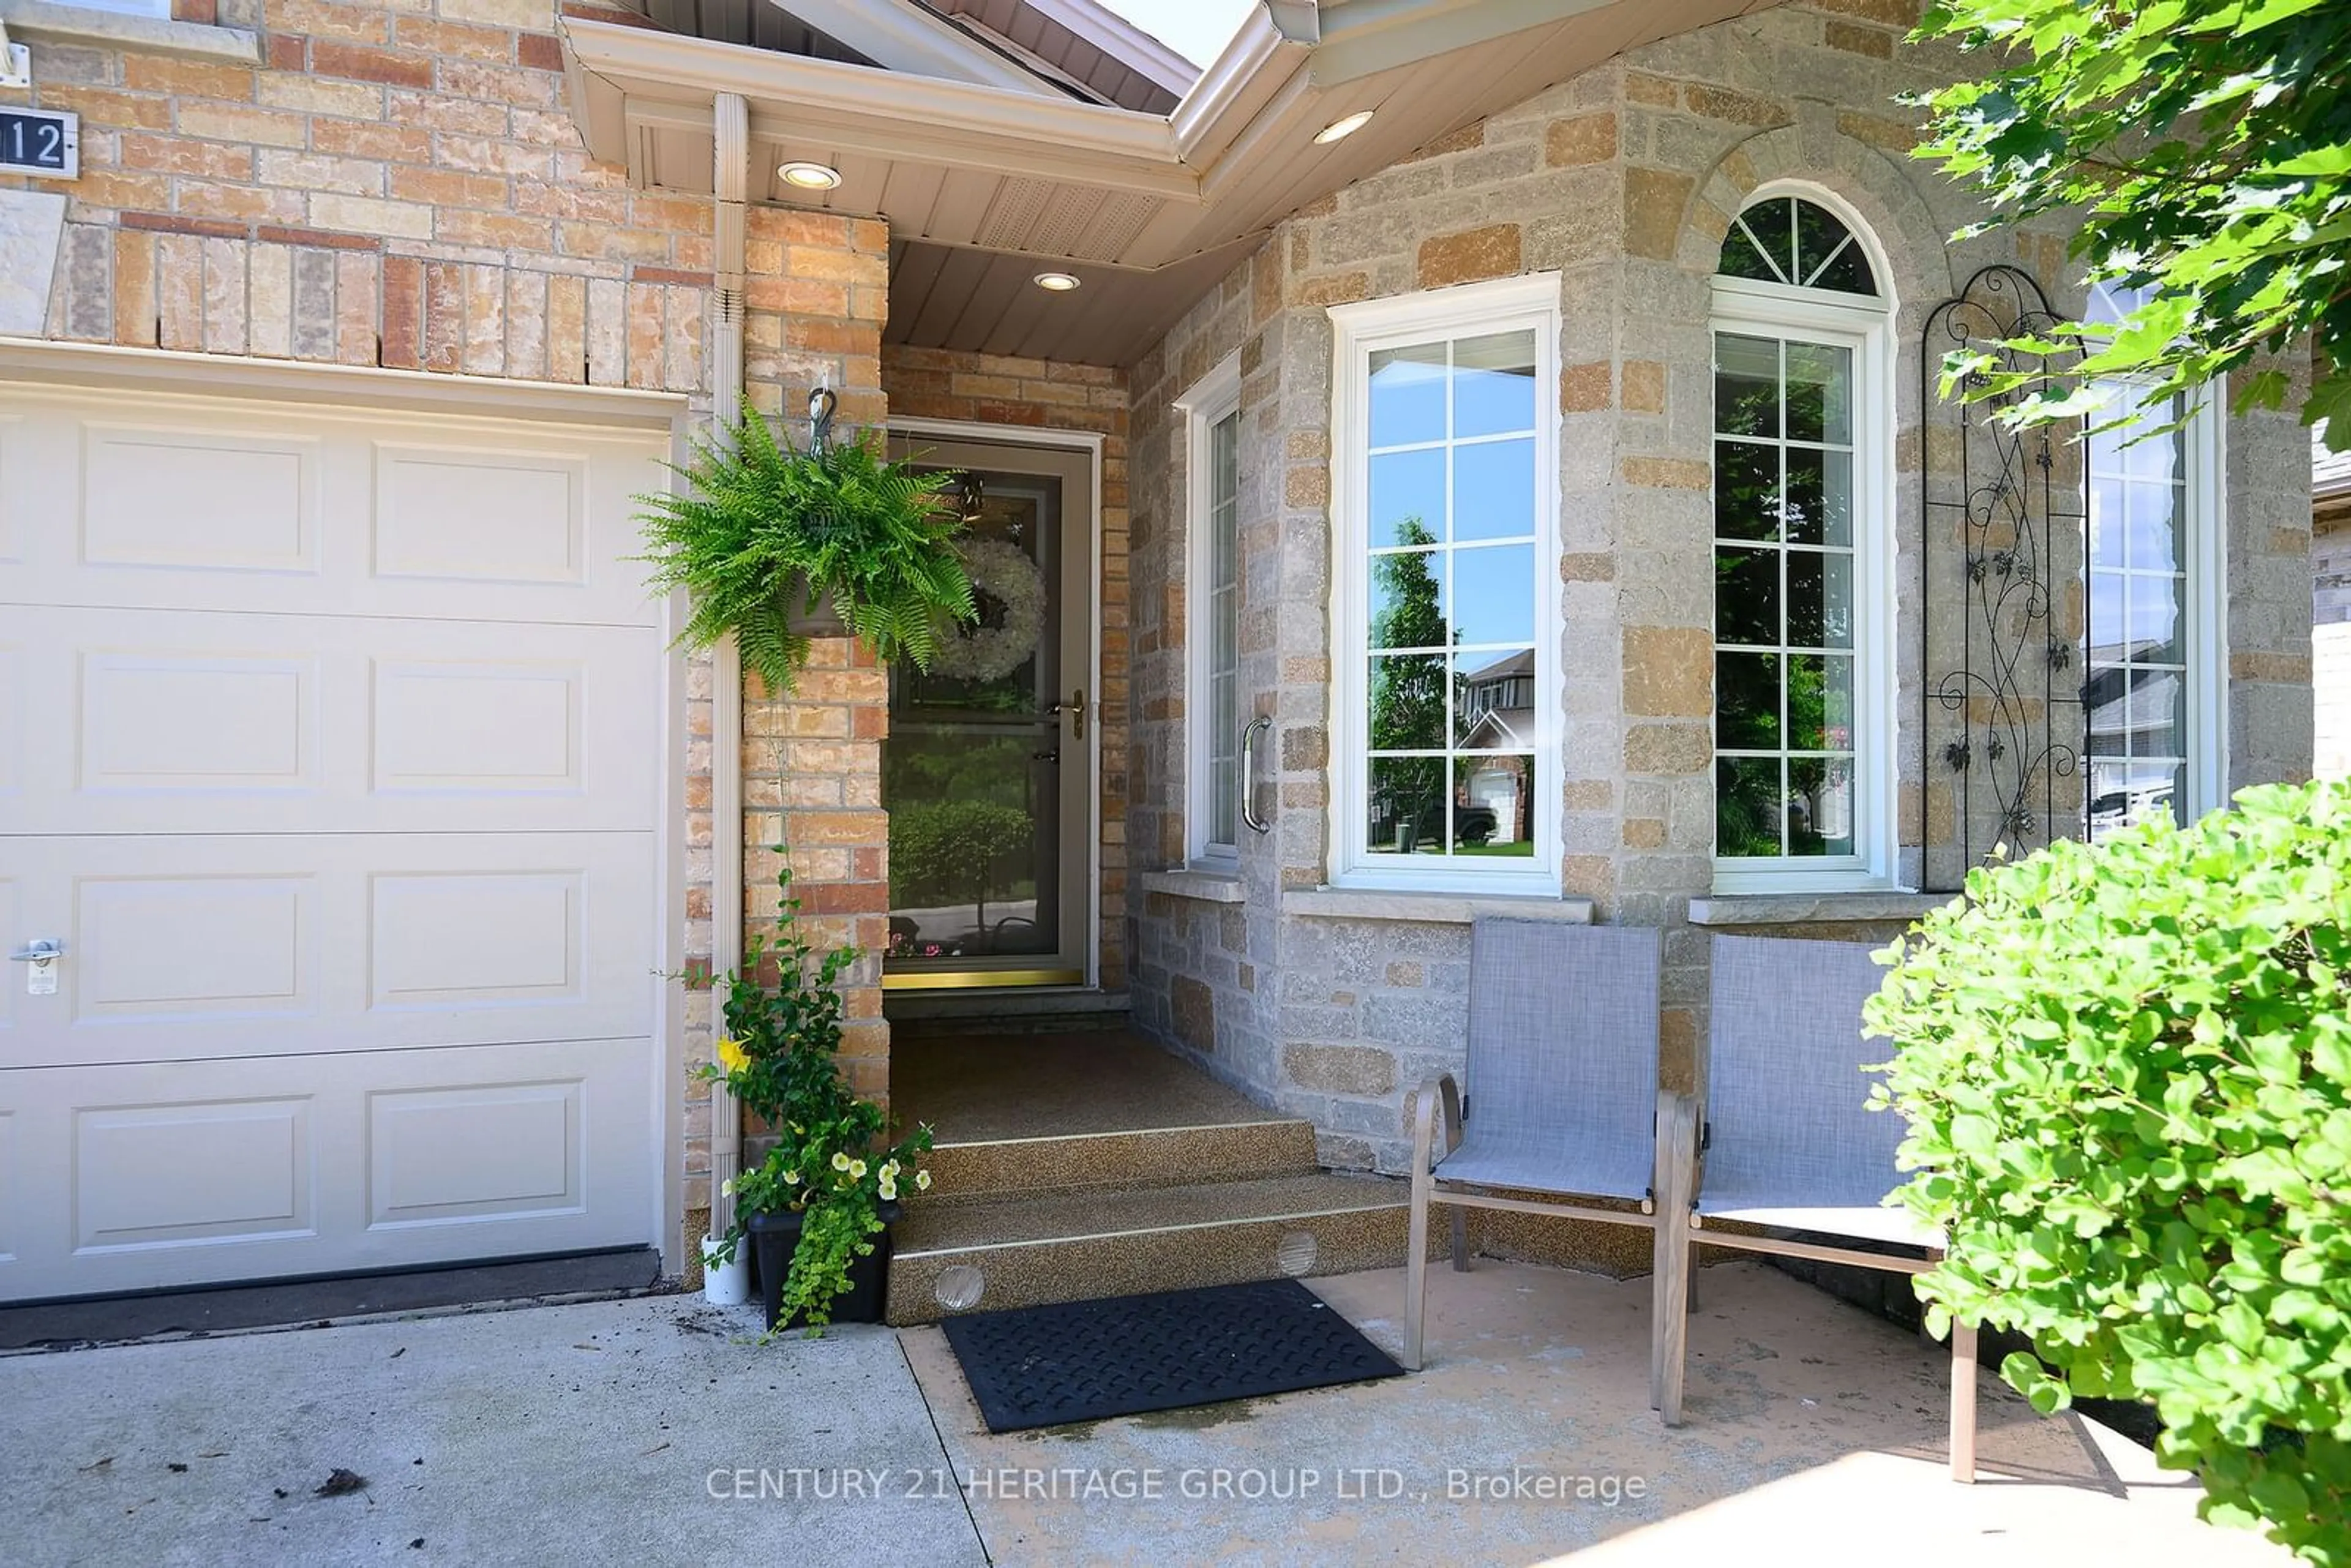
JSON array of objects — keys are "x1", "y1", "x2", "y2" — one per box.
[
  {"x1": 2082, "y1": 637, "x2": 2183, "y2": 834},
  {"x1": 1456, "y1": 648, "x2": 1534, "y2": 844}
]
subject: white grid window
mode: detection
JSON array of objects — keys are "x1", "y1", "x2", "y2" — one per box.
[
  {"x1": 1180, "y1": 355, "x2": 1244, "y2": 866},
  {"x1": 1709, "y1": 189, "x2": 1895, "y2": 891},
  {"x1": 2081, "y1": 282, "x2": 2224, "y2": 841},
  {"x1": 1204, "y1": 408, "x2": 1242, "y2": 852},
  {"x1": 1329, "y1": 274, "x2": 1562, "y2": 894}
]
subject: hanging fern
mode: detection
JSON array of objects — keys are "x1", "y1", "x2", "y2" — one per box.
[{"x1": 636, "y1": 400, "x2": 977, "y2": 692}]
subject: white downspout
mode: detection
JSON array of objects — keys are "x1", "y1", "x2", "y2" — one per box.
[{"x1": 707, "y1": 90, "x2": 749, "y2": 1254}]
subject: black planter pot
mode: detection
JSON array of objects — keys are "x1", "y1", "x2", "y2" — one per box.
[{"x1": 746, "y1": 1201, "x2": 899, "y2": 1331}]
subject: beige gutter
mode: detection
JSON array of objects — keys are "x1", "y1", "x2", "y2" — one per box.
[{"x1": 1166, "y1": 4, "x2": 1312, "y2": 170}]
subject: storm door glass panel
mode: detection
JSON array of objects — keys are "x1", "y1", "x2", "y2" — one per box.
[
  {"x1": 2085, "y1": 380, "x2": 2189, "y2": 841},
  {"x1": 884, "y1": 474, "x2": 1062, "y2": 966},
  {"x1": 1713, "y1": 330, "x2": 1858, "y2": 860},
  {"x1": 1363, "y1": 328, "x2": 1539, "y2": 860}
]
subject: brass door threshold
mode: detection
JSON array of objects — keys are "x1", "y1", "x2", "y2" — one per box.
[{"x1": 882, "y1": 968, "x2": 1086, "y2": 991}]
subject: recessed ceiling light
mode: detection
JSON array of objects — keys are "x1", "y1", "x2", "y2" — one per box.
[
  {"x1": 778, "y1": 161, "x2": 842, "y2": 191},
  {"x1": 1313, "y1": 110, "x2": 1374, "y2": 146},
  {"x1": 1033, "y1": 271, "x2": 1081, "y2": 292}
]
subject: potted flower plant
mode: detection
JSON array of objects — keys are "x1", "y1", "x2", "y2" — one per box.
[
  {"x1": 637, "y1": 389, "x2": 977, "y2": 694},
  {"x1": 694, "y1": 864, "x2": 932, "y2": 1336}
]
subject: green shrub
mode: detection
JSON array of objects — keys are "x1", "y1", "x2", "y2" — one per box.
[{"x1": 1865, "y1": 781, "x2": 2351, "y2": 1565}]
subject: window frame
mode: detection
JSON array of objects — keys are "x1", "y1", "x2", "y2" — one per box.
[
  {"x1": 1326, "y1": 272, "x2": 1564, "y2": 896},
  {"x1": 1176, "y1": 350, "x2": 1244, "y2": 869},
  {"x1": 2082, "y1": 375, "x2": 2229, "y2": 835},
  {"x1": 1708, "y1": 232, "x2": 1898, "y2": 893}
]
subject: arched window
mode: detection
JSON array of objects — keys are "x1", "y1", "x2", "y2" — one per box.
[
  {"x1": 1718, "y1": 196, "x2": 1881, "y2": 296},
  {"x1": 1709, "y1": 192, "x2": 1892, "y2": 887}
]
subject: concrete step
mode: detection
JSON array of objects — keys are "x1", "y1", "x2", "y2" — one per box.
[
  {"x1": 920, "y1": 1115, "x2": 1321, "y2": 1201},
  {"x1": 885, "y1": 1171, "x2": 1410, "y2": 1326}
]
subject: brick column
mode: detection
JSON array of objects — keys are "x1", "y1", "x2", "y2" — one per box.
[
  {"x1": 741, "y1": 643, "x2": 892, "y2": 1104},
  {"x1": 739, "y1": 206, "x2": 893, "y2": 1105}
]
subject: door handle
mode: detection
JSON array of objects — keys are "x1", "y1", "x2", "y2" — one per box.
[
  {"x1": 1046, "y1": 688, "x2": 1086, "y2": 741},
  {"x1": 1239, "y1": 716, "x2": 1272, "y2": 835},
  {"x1": 8, "y1": 939, "x2": 62, "y2": 962}
]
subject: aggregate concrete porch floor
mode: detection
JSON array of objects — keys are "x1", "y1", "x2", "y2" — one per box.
[
  {"x1": 0, "y1": 1262, "x2": 2290, "y2": 1568},
  {"x1": 891, "y1": 1030, "x2": 1280, "y2": 1142}
]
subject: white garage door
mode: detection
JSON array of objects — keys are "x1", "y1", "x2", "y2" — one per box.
[{"x1": 0, "y1": 368, "x2": 675, "y2": 1302}]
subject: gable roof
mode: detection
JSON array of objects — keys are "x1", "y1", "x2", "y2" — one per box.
[{"x1": 563, "y1": 0, "x2": 1781, "y2": 364}]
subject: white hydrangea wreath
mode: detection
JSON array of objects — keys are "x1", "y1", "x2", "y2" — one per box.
[{"x1": 932, "y1": 537, "x2": 1047, "y2": 683}]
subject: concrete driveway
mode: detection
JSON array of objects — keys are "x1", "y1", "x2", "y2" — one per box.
[
  {"x1": 0, "y1": 1296, "x2": 981, "y2": 1568},
  {"x1": 0, "y1": 1262, "x2": 2294, "y2": 1567}
]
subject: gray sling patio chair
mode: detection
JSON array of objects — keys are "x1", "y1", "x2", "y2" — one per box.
[
  {"x1": 1652, "y1": 933, "x2": 1980, "y2": 1482},
  {"x1": 1404, "y1": 918, "x2": 1663, "y2": 1372}
]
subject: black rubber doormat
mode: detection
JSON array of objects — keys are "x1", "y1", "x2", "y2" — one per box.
[{"x1": 938, "y1": 1277, "x2": 1404, "y2": 1433}]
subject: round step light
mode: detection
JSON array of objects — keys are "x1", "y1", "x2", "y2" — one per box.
[
  {"x1": 1275, "y1": 1231, "x2": 1319, "y2": 1277},
  {"x1": 935, "y1": 1264, "x2": 986, "y2": 1313}
]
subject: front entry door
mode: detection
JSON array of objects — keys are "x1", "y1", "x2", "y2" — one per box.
[{"x1": 882, "y1": 433, "x2": 1095, "y2": 989}]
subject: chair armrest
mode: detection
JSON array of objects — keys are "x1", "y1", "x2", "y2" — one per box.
[{"x1": 1412, "y1": 1074, "x2": 1464, "y2": 1176}]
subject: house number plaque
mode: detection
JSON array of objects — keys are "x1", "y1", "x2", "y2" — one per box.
[{"x1": 0, "y1": 108, "x2": 77, "y2": 179}]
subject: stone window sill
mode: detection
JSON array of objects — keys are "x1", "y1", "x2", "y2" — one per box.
[
  {"x1": 1282, "y1": 888, "x2": 1596, "y2": 925},
  {"x1": 1, "y1": 1, "x2": 261, "y2": 63},
  {"x1": 1139, "y1": 868, "x2": 1247, "y2": 904},
  {"x1": 1686, "y1": 891, "x2": 1955, "y2": 927}
]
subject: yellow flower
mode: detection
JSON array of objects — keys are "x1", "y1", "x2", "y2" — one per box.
[
  {"x1": 783, "y1": 1169, "x2": 800, "y2": 1185},
  {"x1": 714, "y1": 1037, "x2": 748, "y2": 1075},
  {"x1": 720, "y1": 1177, "x2": 736, "y2": 1198},
  {"x1": 878, "y1": 1182, "x2": 897, "y2": 1202},
  {"x1": 915, "y1": 1169, "x2": 932, "y2": 1191},
  {"x1": 882, "y1": 1160, "x2": 900, "y2": 1179},
  {"x1": 848, "y1": 1158, "x2": 868, "y2": 1180},
  {"x1": 831, "y1": 1151, "x2": 851, "y2": 1172}
]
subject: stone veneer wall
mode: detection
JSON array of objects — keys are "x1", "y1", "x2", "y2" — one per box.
[
  {"x1": 1127, "y1": 0, "x2": 2316, "y2": 1194},
  {"x1": 880, "y1": 344, "x2": 1135, "y2": 993},
  {"x1": 4, "y1": 0, "x2": 896, "y2": 1269}
]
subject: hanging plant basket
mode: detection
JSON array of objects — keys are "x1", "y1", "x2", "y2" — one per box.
[
  {"x1": 779, "y1": 570, "x2": 849, "y2": 640},
  {"x1": 636, "y1": 389, "x2": 977, "y2": 692}
]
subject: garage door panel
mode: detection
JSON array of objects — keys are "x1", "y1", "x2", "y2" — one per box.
[
  {"x1": 79, "y1": 874, "x2": 313, "y2": 1022},
  {"x1": 0, "y1": 1038, "x2": 651, "y2": 1297},
  {"x1": 28, "y1": 839, "x2": 651, "y2": 1071},
  {"x1": 75, "y1": 1097, "x2": 314, "y2": 1251},
  {"x1": 81, "y1": 423, "x2": 321, "y2": 574},
  {"x1": 0, "y1": 393, "x2": 663, "y2": 628},
  {"x1": 0, "y1": 639, "x2": 23, "y2": 797},
  {"x1": 10, "y1": 607, "x2": 657, "y2": 835},
  {"x1": 367, "y1": 1079, "x2": 583, "y2": 1229},
  {"x1": 82, "y1": 650, "x2": 317, "y2": 793},
  {"x1": 370, "y1": 871, "x2": 583, "y2": 1010},
  {"x1": 373, "y1": 443, "x2": 587, "y2": 587}
]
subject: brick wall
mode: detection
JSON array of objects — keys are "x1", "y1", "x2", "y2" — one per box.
[
  {"x1": 880, "y1": 343, "x2": 1134, "y2": 992},
  {"x1": 11, "y1": 0, "x2": 711, "y2": 389}
]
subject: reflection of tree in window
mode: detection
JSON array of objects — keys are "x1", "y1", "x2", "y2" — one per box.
[{"x1": 1369, "y1": 517, "x2": 1447, "y2": 848}]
